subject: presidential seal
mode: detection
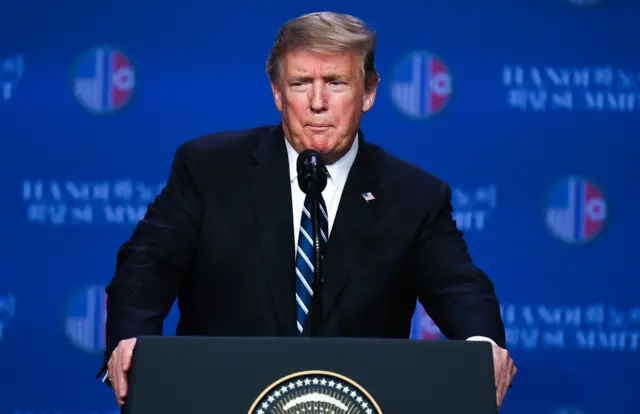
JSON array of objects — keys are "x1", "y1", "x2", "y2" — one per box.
[{"x1": 248, "y1": 370, "x2": 383, "y2": 414}]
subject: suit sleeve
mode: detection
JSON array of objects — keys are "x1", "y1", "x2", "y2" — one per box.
[
  {"x1": 98, "y1": 142, "x2": 203, "y2": 378},
  {"x1": 413, "y1": 182, "x2": 506, "y2": 348}
]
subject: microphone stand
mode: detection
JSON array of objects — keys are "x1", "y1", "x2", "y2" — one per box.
[
  {"x1": 310, "y1": 191, "x2": 323, "y2": 337},
  {"x1": 296, "y1": 149, "x2": 327, "y2": 337}
]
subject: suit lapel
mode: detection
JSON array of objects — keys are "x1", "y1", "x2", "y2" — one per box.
[
  {"x1": 248, "y1": 125, "x2": 297, "y2": 336},
  {"x1": 318, "y1": 135, "x2": 381, "y2": 324}
]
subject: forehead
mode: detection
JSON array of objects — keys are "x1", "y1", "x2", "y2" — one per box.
[{"x1": 282, "y1": 49, "x2": 360, "y2": 76}]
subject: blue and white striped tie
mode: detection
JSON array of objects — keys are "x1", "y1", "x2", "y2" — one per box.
[{"x1": 295, "y1": 194, "x2": 328, "y2": 335}]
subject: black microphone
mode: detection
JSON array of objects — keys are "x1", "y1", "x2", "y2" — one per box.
[
  {"x1": 297, "y1": 150, "x2": 327, "y2": 196},
  {"x1": 296, "y1": 150, "x2": 327, "y2": 336}
]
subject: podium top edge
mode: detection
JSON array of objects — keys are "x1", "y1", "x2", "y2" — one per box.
[{"x1": 135, "y1": 336, "x2": 492, "y2": 347}]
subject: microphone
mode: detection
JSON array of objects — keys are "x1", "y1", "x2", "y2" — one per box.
[
  {"x1": 297, "y1": 149, "x2": 327, "y2": 196},
  {"x1": 296, "y1": 150, "x2": 327, "y2": 337}
]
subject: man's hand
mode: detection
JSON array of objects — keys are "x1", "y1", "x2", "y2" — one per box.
[
  {"x1": 492, "y1": 343, "x2": 516, "y2": 410},
  {"x1": 107, "y1": 338, "x2": 137, "y2": 407}
]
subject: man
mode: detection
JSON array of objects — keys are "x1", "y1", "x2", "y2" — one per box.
[{"x1": 99, "y1": 11, "x2": 516, "y2": 410}]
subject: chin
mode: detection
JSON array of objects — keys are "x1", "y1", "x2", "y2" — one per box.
[{"x1": 304, "y1": 139, "x2": 337, "y2": 155}]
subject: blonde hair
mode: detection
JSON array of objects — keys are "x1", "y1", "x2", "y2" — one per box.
[{"x1": 266, "y1": 11, "x2": 379, "y2": 90}]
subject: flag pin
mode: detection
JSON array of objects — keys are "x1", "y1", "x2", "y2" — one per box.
[{"x1": 362, "y1": 192, "x2": 375, "y2": 203}]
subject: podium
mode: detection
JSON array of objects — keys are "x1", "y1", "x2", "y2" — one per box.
[{"x1": 122, "y1": 336, "x2": 497, "y2": 413}]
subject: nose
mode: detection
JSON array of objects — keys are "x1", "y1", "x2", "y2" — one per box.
[{"x1": 309, "y1": 82, "x2": 327, "y2": 112}]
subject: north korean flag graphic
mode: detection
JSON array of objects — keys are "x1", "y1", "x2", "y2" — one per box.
[
  {"x1": 427, "y1": 56, "x2": 451, "y2": 115},
  {"x1": 545, "y1": 176, "x2": 607, "y2": 244},
  {"x1": 390, "y1": 51, "x2": 453, "y2": 119},
  {"x1": 73, "y1": 46, "x2": 135, "y2": 113}
]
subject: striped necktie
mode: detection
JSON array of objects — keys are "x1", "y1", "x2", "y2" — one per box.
[{"x1": 295, "y1": 193, "x2": 328, "y2": 335}]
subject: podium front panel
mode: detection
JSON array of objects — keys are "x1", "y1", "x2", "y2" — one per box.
[{"x1": 123, "y1": 336, "x2": 496, "y2": 414}]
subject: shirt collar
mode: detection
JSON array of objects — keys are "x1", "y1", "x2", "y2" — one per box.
[{"x1": 285, "y1": 133, "x2": 359, "y2": 192}]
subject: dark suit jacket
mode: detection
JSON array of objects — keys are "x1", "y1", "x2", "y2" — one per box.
[{"x1": 100, "y1": 124, "x2": 505, "y2": 375}]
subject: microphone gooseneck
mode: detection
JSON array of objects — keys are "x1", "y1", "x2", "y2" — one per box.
[{"x1": 296, "y1": 150, "x2": 326, "y2": 337}]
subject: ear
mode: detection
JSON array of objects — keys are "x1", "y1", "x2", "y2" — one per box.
[
  {"x1": 361, "y1": 85, "x2": 377, "y2": 113},
  {"x1": 271, "y1": 81, "x2": 283, "y2": 112}
]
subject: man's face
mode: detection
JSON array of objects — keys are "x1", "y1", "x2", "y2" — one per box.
[{"x1": 271, "y1": 49, "x2": 377, "y2": 164}]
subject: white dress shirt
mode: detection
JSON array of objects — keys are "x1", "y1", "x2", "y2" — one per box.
[
  {"x1": 285, "y1": 134, "x2": 359, "y2": 251},
  {"x1": 284, "y1": 135, "x2": 497, "y2": 347}
]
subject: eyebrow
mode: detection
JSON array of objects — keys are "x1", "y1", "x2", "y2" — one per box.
[{"x1": 287, "y1": 74, "x2": 352, "y2": 82}]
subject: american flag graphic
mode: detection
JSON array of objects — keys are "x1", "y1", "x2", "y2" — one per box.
[{"x1": 362, "y1": 192, "x2": 375, "y2": 202}]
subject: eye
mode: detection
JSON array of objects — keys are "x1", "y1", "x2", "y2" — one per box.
[{"x1": 289, "y1": 81, "x2": 309, "y2": 89}]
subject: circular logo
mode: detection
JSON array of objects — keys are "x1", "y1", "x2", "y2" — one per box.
[
  {"x1": 249, "y1": 370, "x2": 382, "y2": 414},
  {"x1": 389, "y1": 51, "x2": 453, "y2": 120},
  {"x1": 72, "y1": 46, "x2": 135, "y2": 114},
  {"x1": 64, "y1": 284, "x2": 107, "y2": 353},
  {"x1": 544, "y1": 175, "x2": 607, "y2": 245}
]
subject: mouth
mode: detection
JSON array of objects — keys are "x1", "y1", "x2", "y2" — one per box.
[{"x1": 307, "y1": 124, "x2": 331, "y2": 132}]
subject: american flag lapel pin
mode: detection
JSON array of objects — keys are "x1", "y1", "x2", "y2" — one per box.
[{"x1": 362, "y1": 192, "x2": 375, "y2": 203}]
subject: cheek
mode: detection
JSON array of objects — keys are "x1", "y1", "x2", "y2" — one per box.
[
  {"x1": 332, "y1": 100, "x2": 360, "y2": 125},
  {"x1": 284, "y1": 97, "x2": 308, "y2": 121}
]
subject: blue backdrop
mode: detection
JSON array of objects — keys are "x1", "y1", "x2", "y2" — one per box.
[{"x1": 1, "y1": 1, "x2": 638, "y2": 413}]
